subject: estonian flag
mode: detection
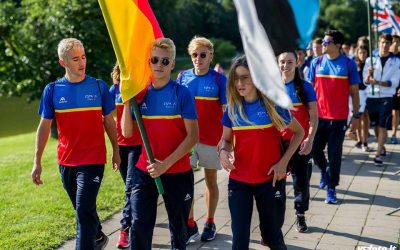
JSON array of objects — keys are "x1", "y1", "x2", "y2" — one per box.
[{"x1": 234, "y1": 0, "x2": 319, "y2": 108}]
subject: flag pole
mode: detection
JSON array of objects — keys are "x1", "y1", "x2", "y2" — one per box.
[
  {"x1": 374, "y1": 1, "x2": 379, "y2": 50},
  {"x1": 367, "y1": 0, "x2": 375, "y2": 95},
  {"x1": 98, "y1": 0, "x2": 164, "y2": 194},
  {"x1": 131, "y1": 98, "x2": 164, "y2": 194}
]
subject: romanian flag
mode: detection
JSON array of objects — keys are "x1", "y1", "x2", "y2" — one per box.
[{"x1": 98, "y1": 0, "x2": 163, "y2": 102}]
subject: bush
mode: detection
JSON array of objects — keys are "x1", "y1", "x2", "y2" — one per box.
[{"x1": 210, "y1": 38, "x2": 236, "y2": 66}]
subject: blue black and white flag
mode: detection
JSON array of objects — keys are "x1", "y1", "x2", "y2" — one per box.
[{"x1": 234, "y1": 0, "x2": 319, "y2": 108}]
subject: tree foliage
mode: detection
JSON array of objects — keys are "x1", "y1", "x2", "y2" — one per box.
[
  {"x1": 316, "y1": 0, "x2": 368, "y2": 43},
  {"x1": 0, "y1": 0, "x2": 387, "y2": 101},
  {"x1": 0, "y1": 0, "x2": 114, "y2": 101},
  {"x1": 1, "y1": 0, "x2": 239, "y2": 101}
]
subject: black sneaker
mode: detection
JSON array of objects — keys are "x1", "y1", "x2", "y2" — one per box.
[
  {"x1": 201, "y1": 222, "x2": 216, "y2": 242},
  {"x1": 95, "y1": 231, "x2": 109, "y2": 250},
  {"x1": 354, "y1": 141, "x2": 362, "y2": 149},
  {"x1": 295, "y1": 214, "x2": 308, "y2": 233},
  {"x1": 186, "y1": 222, "x2": 199, "y2": 244},
  {"x1": 363, "y1": 143, "x2": 372, "y2": 152},
  {"x1": 380, "y1": 147, "x2": 386, "y2": 156},
  {"x1": 374, "y1": 156, "x2": 383, "y2": 167}
]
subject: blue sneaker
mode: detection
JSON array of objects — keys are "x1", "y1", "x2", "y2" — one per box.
[
  {"x1": 390, "y1": 136, "x2": 398, "y2": 144},
  {"x1": 319, "y1": 171, "x2": 327, "y2": 189},
  {"x1": 325, "y1": 188, "x2": 338, "y2": 204},
  {"x1": 201, "y1": 222, "x2": 216, "y2": 242}
]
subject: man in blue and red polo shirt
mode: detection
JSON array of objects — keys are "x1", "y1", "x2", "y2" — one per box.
[
  {"x1": 308, "y1": 30, "x2": 360, "y2": 204},
  {"x1": 31, "y1": 38, "x2": 120, "y2": 250},
  {"x1": 176, "y1": 36, "x2": 227, "y2": 242},
  {"x1": 121, "y1": 38, "x2": 199, "y2": 250}
]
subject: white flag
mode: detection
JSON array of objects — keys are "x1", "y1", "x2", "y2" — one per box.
[{"x1": 233, "y1": 0, "x2": 292, "y2": 109}]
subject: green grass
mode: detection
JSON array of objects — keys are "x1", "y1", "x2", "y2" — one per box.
[
  {"x1": 0, "y1": 96, "x2": 40, "y2": 138},
  {"x1": 0, "y1": 132, "x2": 125, "y2": 249}
]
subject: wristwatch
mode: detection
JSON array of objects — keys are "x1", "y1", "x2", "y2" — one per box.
[{"x1": 352, "y1": 112, "x2": 361, "y2": 119}]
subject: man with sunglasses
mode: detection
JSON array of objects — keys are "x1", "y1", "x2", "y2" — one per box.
[
  {"x1": 308, "y1": 30, "x2": 360, "y2": 204},
  {"x1": 176, "y1": 36, "x2": 227, "y2": 243},
  {"x1": 122, "y1": 38, "x2": 199, "y2": 250}
]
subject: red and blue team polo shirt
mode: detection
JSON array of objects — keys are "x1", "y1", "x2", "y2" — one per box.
[
  {"x1": 133, "y1": 80, "x2": 198, "y2": 174},
  {"x1": 38, "y1": 76, "x2": 115, "y2": 166},
  {"x1": 308, "y1": 54, "x2": 360, "y2": 120},
  {"x1": 177, "y1": 68, "x2": 227, "y2": 146},
  {"x1": 281, "y1": 80, "x2": 317, "y2": 141},
  {"x1": 109, "y1": 83, "x2": 142, "y2": 147},
  {"x1": 222, "y1": 99, "x2": 292, "y2": 184}
]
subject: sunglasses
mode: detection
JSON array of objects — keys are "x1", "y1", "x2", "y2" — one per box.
[
  {"x1": 191, "y1": 52, "x2": 207, "y2": 59},
  {"x1": 322, "y1": 39, "x2": 333, "y2": 46},
  {"x1": 150, "y1": 56, "x2": 171, "y2": 66}
]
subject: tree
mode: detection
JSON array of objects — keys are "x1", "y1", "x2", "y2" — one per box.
[
  {"x1": 0, "y1": 0, "x2": 114, "y2": 102},
  {"x1": 316, "y1": 0, "x2": 368, "y2": 44}
]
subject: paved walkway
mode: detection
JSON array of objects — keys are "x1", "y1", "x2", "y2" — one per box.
[{"x1": 59, "y1": 133, "x2": 400, "y2": 250}]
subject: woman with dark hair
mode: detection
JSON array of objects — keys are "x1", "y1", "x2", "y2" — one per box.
[
  {"x1": 109, "y1": 63, "x2": 143, "y2": 248},
  {"x1": 219, "y1": 55, "x2": 304, "y2": 249},
  {"x1": 278, "y1": 51, "x2": 318, "y2": 233},
  {"x1": 354, "y1": 46, "x2": 371, "y2": 151}
]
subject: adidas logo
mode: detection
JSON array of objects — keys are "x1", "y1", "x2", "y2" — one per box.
[
  {"x1": 142, "y1": 102, "x2": 147, "y2": 109},
  {"x1": 184, "y1": 193, "x2": 191, "y2": 201},
  {"x1": 275, "y1": 190, "x2": 281, "y2": 198},
  {"x1": 93, "y1": 176, "x2": 100, "y2": 183},
  {"x1": 59, "y1": 97, "x2": 67, "y2": 104}
]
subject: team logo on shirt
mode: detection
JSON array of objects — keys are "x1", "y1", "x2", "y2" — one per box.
[
  {"x1": 59, "y1": 97, "x2": 67, "y2": 104},
  {"x1": 84, "y1": 94, "x2": 98, "y2": 101},
  {"x1": 141, "y1": 102, "x2": 148, "y2": 110},
  {"x1": 204, "y1": 85, "x2": 216, "y2": 92},
  {"x1": 163, "y1": 101, "x2": 177, "y2": 109},
  {"x1": 336, "y1": 65, "x2": 343, "y2": 72},
  {"x1": 257, "y1": 111, "x2": 267, "y2": 118}
]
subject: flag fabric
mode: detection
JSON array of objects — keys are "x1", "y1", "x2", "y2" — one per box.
[
  {"x1": 372, "y1": 0, "x2": 400, "y2": 34},
  {"x1": 98, "y1": 0, "x2": 163, "y2": 102},
  {"x1": 233, "y1": 0, "x2": 319, "y2": 109}
]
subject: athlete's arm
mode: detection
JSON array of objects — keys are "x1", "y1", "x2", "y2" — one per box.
[
  {"x1": 121, "y1": 100, "x2": 135, "y2": 138},
  {"x1": 350, "y1": 84, "x2": 360, "y2": 131},
  {"x1": 147, "y1": 119, "x2": 199, "y2": 178},
  {"x1": 299, "y1": 102, "x2": 318, "y2": 155},
  {"x1": 31, "y1": 118, "x2": 52, "y2": 185},
  {"x1": 268, "y1": 118, "x2": 304, "y2": 187},
  {"x1": 219, "y1": 126, "x2": 234, "y2": 171},
  {"x1": 104, "y1": 113, "x2": 121, "y2": 171}
]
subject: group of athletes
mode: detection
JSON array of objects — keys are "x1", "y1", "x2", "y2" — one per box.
[{"x1": 31, "y1": 28, "x2": 399, "y2": 250}]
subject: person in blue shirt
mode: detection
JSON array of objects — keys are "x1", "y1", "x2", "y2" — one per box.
[
  {"x1": 176, "y1": 36, "x2": 227, "y2": 243},
  {"x1": 278, "y1": 51, "x2": 318, "y2": 233},
  {"x1": 121, "y1": 38, "x2": 199, "y2": 250},
  {"x1": 31, "y1": 38, "x2": 120, "y2": 250}
]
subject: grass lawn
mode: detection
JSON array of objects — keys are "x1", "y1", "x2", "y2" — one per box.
[
  {"x1": 0, "y1": 57, "x2": 195, "y2": 249},
  {"x1": 0, "y1": 132, "x2": 125, "y2": 249},
  {"x1": 0, "y1": 97, "x2": 40, "y2": 138}
]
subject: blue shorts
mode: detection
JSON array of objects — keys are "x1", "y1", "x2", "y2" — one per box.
[{"x1": 366, "y1": 97, "x2": 393, "y2": 129}]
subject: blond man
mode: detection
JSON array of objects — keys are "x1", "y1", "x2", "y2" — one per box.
[
  {"x1": 122, "y1": 38, "x2": 199, "y2": 249},
  {"x1": 177, "y1": 36, "x2": 227, "y2": 242},
  {"x1": 31, "y1": 38, "x2": 120, "y2": 249}
]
